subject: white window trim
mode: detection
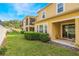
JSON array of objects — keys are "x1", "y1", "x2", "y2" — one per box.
[
  {"x1": 36, "y1": 23, "x2": 48, "y2": 33},
  {"x1": 35, "y1": 25, "x2": 38, "y2": 32},
  {"x1": 39, "y1": 25, "x2": 43, "y2": 32},
  {"x1": 56, "y1": 3, "x2": 65, "y2": 15},
  {"x1": 43, "y1": 24, "x2": 48, "y2": 33},
  {"x1": 41, "y1": 10, "x2": 46, "y2": 19},
  {"x1": 38, "y1": 25, "x2": 39, "y2": 32}
]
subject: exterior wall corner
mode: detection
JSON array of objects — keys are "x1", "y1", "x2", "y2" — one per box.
[{"x1": 75, "y1": 18, "x2": 79, "y2": 45}]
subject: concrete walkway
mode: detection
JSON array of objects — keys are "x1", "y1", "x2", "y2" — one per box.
[
  {"x1": 51, "y1": 39, "x2": 75, "y2": 47},
  {"x1": 0, "y1": 25, "x2": 7, "y2": 46},
  {"x1": 51, "y1": 39, "x2": 79, "y2": 50}
]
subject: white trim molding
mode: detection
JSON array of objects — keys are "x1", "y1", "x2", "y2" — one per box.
[
  {"x1": 41, "y1": 10, "x2": 46, "y2": 19},
  {"x1": 52, "y1": 16, "x2": 79, "y2": 23},
  {"x1": 43, "y1": 24, "x2": 48, "y2": 33},
  {"x1": 56, "y1": 3, "x2": 65, "y2": 15},
  {"x1": 35, "y1": 23, "x2": 48, "y2": 33}
]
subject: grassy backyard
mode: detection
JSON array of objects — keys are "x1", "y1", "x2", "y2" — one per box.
[{"x1": 4, "y1": 32, "x2": 79, "y2": 56}]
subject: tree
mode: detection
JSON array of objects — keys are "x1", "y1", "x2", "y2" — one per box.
[{"x1": 2, "y1": 20, "x2": 21, "y2": 28}]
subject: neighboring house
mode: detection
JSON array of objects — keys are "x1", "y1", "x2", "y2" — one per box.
[
  {"x1": 21, "y1": 16, "x2": 36, "y2": 31},
  {"x1": 34, "y1": 3, "x2": 79, "y2": 46}
]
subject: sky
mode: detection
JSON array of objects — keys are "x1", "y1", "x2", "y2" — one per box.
[{"x1": 0, "y1": 3, "x2": 48, "y2": 21}]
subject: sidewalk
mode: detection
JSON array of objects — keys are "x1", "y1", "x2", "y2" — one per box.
[{"x1": 0, "y1": 25, "x2": 7, "y2": 46}]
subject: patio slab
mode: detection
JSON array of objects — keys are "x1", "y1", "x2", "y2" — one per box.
[{"x1": 51, "y1": 39, "x2": 79, "y2": 50}]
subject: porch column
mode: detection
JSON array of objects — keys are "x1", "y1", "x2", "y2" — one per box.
[
  {"x1": 75, "y1": 18, "x2": 79, "y2": 45},
  {"x1": 51, "y1": 23, "x2": 61, "y2": 40},
  {"x1": 28, "y1": 17, "x2": 30, "y2": 32},
  {"x1": 48, "y1": 22, "x2": 56, "y2": 40},
  {"x1": 52, "y1": 23, "x2": 56, "y2": 39}
]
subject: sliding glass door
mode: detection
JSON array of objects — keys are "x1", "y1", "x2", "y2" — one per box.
[{"x1": 62, "y1": 24, "x2": 75, "y2": 39}]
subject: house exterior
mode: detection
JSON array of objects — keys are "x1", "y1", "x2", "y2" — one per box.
[
  {"x1": 34, "y1": 3, "x2": 79, "y2": 46},
  {"x1": 21, "y1": 16, "x2": 36, "y2": 31}
]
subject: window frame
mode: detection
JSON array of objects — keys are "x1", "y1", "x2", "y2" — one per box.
[
  {"x1": 36, "y1": 24, "x2": 48, "y2": 33},
  {"x1": 44, "y1": 24, "x2": 48, "y2": 33},
  {"x1": 36, "y1": 25, "x2": 39, "y2": 32},
  {"x1": 41, "y1": 11, "x2": 46, "y2": 19},
  {"x1": 39, "y1": 25, "x2": 43, "y2": 33},
  {"x1": 56, "y1": 3, "x2": 65, "y2": 14}
]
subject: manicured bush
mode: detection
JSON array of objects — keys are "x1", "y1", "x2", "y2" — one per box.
[
  {"x1": 20, "y1": 30, "x2": 25, "y2": 34},
  {"x1": 24, "y1": 32, "x2": 40, "y2": 40},
  {"x1": 24, "y1": 32, "x2": 50, "y2": 42},
  {"x1": 39, "y1": 33, "x2": 50, "y2": 42}
]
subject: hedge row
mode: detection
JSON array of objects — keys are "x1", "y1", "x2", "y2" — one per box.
[
  {"x1": 20, "y1": 30, "x2": 25, "y2": 34},
  {"x1": 24, "y1": 32, "x2": 50, "y2": 42}
]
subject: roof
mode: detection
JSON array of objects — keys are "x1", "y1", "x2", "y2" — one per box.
[{"x1": 37, "y1": 3, "x2": 52, "y2": 13}]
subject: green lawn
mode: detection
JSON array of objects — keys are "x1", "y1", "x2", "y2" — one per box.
[{"x1": 5, "y1": 32, "x2": 79, "y2": 56}]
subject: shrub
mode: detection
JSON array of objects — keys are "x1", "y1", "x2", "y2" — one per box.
[
  {"x1": 24, "y1": 32, "x2": 50, "y2": 42},
  {"x1": 20, "y1": 30, "x2": 25, "y2": 34},
  {"x1": 24, "y1": 32, "x2": 40, "y2": 40},
  {"x1": 0, "y1": 47, "x2": 7, "y2": 55},
  {"x1": 39, "y1": 33, "x2": 50, "y2": 42}
]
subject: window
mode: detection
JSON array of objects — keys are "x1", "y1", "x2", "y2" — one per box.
[
  {"x1": 30, "y1": 18, "x2": 35, "y2": 25},
  {"x1": 42, "y1": 11, "x2": 46, "y2": 18},
  {"x1": 44, "y1": 25, "x2": 47, "y2": 33},
  {"x1": 26, "y1": 27, "x2": 28, "y2": 31},
  {"x1": 37, "y1": 25, "x2": 38, "y2": 32},
  {"x1": 39, "y1": 25, "x2": 43, "y2": 32},
  {"x1": 30, "y1": 27, "x2": 34, "y2": 31},
  {"x1": 36, "y1": 24, "x2": 48, "y2": 33},
  {"x1": 26, "y1": 18, "x2": 28, "y2": 25},
  {"x1": 57, "y1": 3, "x2": 64, "y2": 13}
]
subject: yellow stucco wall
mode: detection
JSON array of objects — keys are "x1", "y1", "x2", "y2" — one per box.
[
  {"x1": 36, "y1": 3, "x2": 79, "y2": 21},
  {"x1": 37, "y1": 4, "x2": 56, "y2": 21},
  {"x1": 35, "y1": 11, "x2": 79, "y2": 38},
  {"x1": 65, "y1": 3, "x2": 79, "y2": 12},
  {"x1": 35, "y1": 3, "x2": 79, "y2": 45},
  {"x1": 75, "y1": 18, "x2": 79, "y2": 46}
]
